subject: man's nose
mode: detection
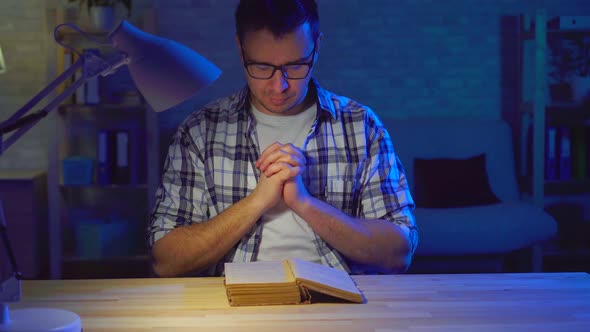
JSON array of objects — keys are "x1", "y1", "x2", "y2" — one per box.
[{"x1": 269, "y1": 68, "x2": 289, "y2": 92}]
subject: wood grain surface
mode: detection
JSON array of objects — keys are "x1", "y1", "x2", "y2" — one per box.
[{"x1": 10, "y1": 272, "x2": 590, "y2": 331}]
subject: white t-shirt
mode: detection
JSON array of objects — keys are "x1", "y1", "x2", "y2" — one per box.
[{"x1": 250, "y1": 103, "x2": 322, "y2": 264}]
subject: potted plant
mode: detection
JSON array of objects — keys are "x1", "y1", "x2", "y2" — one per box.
[
  {"x1": 549, "y1": 34, "x2": 590, "y2": 103},
  {"x1": 68, "y1": 0, "x2": 132, "y2": 31}
]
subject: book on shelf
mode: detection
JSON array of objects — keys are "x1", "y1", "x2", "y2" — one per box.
[
  {"x1": 224, "y1": 258, "x2": 364, "y2": 307},
  {"x1": 96, "y1": 129, "x2": 132, "y2": 185},
  {"x1": 72, "y1": 53, "x2": 86, "y2": 105},
  {"x1": 59, "y1": 48, "x2": 75, "y2": 103},
  {"x1": 558, "y1": 127, "x2": 572, "y2": 180},
  {"x1": 73, "y1": 51, "x2": 85, "y2": 105},
  {"x1": 546, "y1": 126, "x2": 558, "y2": 180},
  {"x1": 96, "y1": 129, "x2": 115, "y2": 185},
  {"x1": 571, "y1": 127, "x2": 587, "y2": 180},
  {"x1": 62, "y1": 48, "x2": 104, "y2": 105},
  {"x1": 84, "y1": 49, "x2": 101, "y2": 104},
  {"x1": 113, "y1": 130, "x2": 130, "y2": 185}
]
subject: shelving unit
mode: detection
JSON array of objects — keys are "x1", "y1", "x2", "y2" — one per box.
[
  {"x1": 544, "y1": 104, "x2": 590, "y2": 195},
  {"x1": 519, "y1": 10, "x2": 590, "y2": 200},
  {"x1": 519, "y1": 10, "x2": 590, "y2": 272},
  {"x1": 45, "y1": 8, "x2": 160, "y2": 279}
]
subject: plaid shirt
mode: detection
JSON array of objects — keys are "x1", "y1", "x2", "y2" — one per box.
[{"x1": 148, "y1": 79, "x2": 417, "y2": 276}]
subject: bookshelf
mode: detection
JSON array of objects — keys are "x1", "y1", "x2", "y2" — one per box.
[
  {"x1": 519, "y1": 10, "x2": 590, "y2": 270},
  {"x1": 519, "y1": 11, "x2": 590, "y2": 200},
  {"x1": 45, "y1": 8, "x2": 159, "y2": 279}
]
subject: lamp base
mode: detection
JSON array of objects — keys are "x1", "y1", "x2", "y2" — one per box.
[{"x1": 0, "y1": 308, "x2": 81, "y2": 332}]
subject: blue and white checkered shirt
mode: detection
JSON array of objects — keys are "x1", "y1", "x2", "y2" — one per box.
[{"x1": 148, "y1": 79, "x2": 417, "y2": 276}]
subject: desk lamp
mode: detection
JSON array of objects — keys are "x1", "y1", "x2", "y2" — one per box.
[{"x1": 0, "y1": 19, "x2": 221, "y2": 332}]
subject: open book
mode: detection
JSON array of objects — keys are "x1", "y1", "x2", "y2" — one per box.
[{"x1": 224, "y1": 258, "x2": 364, "y2": 306}]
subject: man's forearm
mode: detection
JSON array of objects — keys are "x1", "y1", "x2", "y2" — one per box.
[
  {"x1": 152, "y1": 194, "x2": 265, "y2": 277},
  {"x1": 292, "y1": 196, "x2": 412, "y2": 273}
]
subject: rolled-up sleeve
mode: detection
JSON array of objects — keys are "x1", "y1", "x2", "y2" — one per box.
[
  {"x1": 358, "y1": 119, "x2": 418, "y2": 256},
  {"x1": 147, "y1": 126, "x2": 209, "y2": 247}
]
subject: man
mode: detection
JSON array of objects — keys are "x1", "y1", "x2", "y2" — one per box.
[{"x1": 148, "y1": 0, "x2": 417, "y2": 277}]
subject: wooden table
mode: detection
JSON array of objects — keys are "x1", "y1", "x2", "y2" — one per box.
[{"x1": 10, "y1": 273, "x2": 590, "y2": 331}]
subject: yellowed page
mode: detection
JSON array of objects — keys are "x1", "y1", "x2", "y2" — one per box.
[
  {"x1": 224, "y1": 260, "x2": 302, "y2": 306},
  {"x1": 287, "y1": 258, "x2": 363, "y2": 303},
  {"x1": 224, "y1": 260, "x2": 295, "y2": 285}
]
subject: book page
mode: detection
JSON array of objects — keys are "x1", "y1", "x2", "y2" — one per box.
[
  {"x1": 287, "y1": 258, "x2": 362, "y2": 301},
  {"x1": 225, "y1": 260, "x2": 295, "y2": 285}
]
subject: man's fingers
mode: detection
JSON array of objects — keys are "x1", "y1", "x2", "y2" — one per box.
[
  {"x1": 263, "y1": 161, "x2": 290, "y2": 177},
  {"x1": 263, "y1": 151, "x2": 306, "y2": 174},
  {"x1": 258, "y1": 143, "x2": 306, "y2": 171},
  {"x1": 256, "y1": 142, "x2": 283, "y2": 167},
  {"x1": 264, "y1": 162, "x2": 303, "y2": 179},
  {"x1": 260, "y1": 150, "x2": 305, "y2": 172},
  {"x1": 259, "y1": 149, "x2": 288, "y2": 171},
  {"x1": 281, "y1": 143, "x2": 305, "y2": 160},
  {"x1": 276, "y1": 166, "x2": 302, "y2": 181}
]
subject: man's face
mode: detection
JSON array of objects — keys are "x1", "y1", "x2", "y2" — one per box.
[{"x1": 238, "y1": 23, "x2": 318, "y2": 116}]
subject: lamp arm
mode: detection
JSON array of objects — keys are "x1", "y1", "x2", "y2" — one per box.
[
  {"x1": 2, "y1": 58, "x2": 83, "y2": 127},
  {"x1": 0, "y1": 57, "x2": 84, "y2": 156},
  {"x1": 100, "y1": 55, "x2": 130, "y2": 77},
  {"x1": 0, "y1": 49, "x2": 120, "y2": 156},
  {"x1": 0, "y1": 47, "x2": 121, "y2": 156}
]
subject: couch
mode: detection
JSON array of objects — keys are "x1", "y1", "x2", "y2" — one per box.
[{"x1": 381, "y1": 118, "x2": 557, "y2": 273}]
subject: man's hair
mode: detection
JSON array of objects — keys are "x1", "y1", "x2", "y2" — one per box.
[{"x1": 235, "y1": 0, "x2": 319, "y2": 44}]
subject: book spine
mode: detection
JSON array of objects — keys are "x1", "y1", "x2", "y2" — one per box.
[
  {"x1": 96, "y1": 129, "x2": 115, "y2": 185},
  {"x1": 520, "y1": 114, "x2": 532, "y2": 177},
  {"x1": 113, "y1": 130, "x2": 130, "y2": 185},
  {"x1": 571, "y1": 127, "x2": 587, "y2": 180},
  {"x1": 558, "y1": 127, "x2": 572, "y2": 180},
  {"x1": 74, "y1": 51, "x2": 85, "y2": 105},
  {"x1": 546, "y1": 126, "x2": 558, "y2": 181},
  {"x1": 60, "y1": 49, "x2": 74, "y2": 103},
  {"x1": 66, "y1": 50, "x2": 74, "y2": 103},
  {"x1": 85, "y1": 49, "x2": 101, "y2": 104}
]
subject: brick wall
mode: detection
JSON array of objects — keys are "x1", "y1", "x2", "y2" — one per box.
[
  {"x1": 1, "y1": 0, "x2": 589, "y2": 170},
  {"x1": 0, "y1": 0, "x2": 48, "y2": 169},
  {"x1": 154, "y1": 0, "x2": 590, "y2": 132},
  {"x1": 0, "y1": 0, "x2": 153, "y2": 170}
]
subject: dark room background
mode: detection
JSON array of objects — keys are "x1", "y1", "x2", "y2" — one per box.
[{"x1": 1, "y1": 0, "x2": 589, "y2": 279}]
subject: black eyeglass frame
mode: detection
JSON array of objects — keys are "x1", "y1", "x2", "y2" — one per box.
[{"x1": 241, "y1": 43, "x2": 317, "y2": 80}]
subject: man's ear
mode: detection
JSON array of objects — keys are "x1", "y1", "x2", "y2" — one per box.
[{"x1": 314, "y1": 32, "x2": 324, "y2": 64}]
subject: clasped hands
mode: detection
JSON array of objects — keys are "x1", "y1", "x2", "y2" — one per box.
[{"x1": 253, "y1": 142, "x2": 310, "y2": 211}]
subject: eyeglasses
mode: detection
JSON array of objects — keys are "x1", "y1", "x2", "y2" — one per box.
[{"x1": 241, "y1": 44, "x2": 316, "y2": 80}]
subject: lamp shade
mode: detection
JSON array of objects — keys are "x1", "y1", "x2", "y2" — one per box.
[{"x1": 109, "y1": 21, "x2": 221, "y2": 112}]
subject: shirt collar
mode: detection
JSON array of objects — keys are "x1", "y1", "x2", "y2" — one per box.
[
  {"x1": 234, "y1": 78, "x2": 337, "y2": 120},
  {"x1": 312, "y1": 78, "x2": 337, "y2": 120}
]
